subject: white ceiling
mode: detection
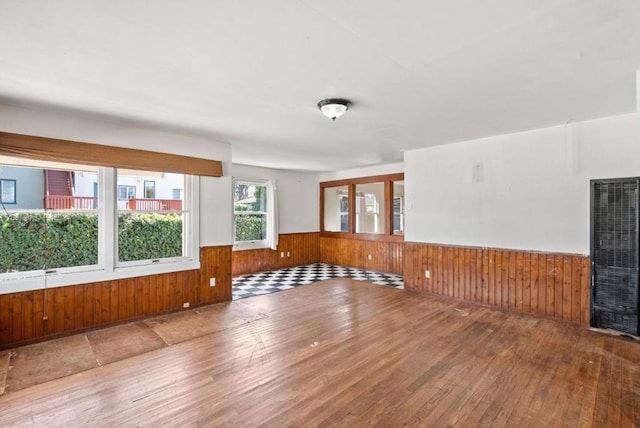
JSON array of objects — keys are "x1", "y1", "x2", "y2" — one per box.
[{"x1": 1, "y1": 0, "x2": 639, "y2": 171}]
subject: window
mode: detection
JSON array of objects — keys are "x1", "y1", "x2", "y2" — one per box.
[
  {"x1": 143, "y1": 180, "x2": 155, "y2": 198},
  {"x1": 355, "y1": 182, "x2": 385, "y2": 234},
  {"x1": 393, "y1": 180, "x2": 404, "y2": 235},
  {"x1": 118, "y1": 171, "x2": 188, "y2": 264},
  {"x1": 320, "y1": 173, "x2": 404, "y2": 241},
  {"x1": 117, "y1": 185, "x2": 136, "y2": 201},
  {"x1": 1, "y1": 163, "x2": 99, "y2": 276},
  {"x1": 323, "y1": 185, "x2": 349, "y2": 232},
  {"x1": 340, "y1": 194, "x2": 349, "y2": 232},
  {"x1": 172, "y1": 188, "x2": 182, "y2": 200},
  {"x1": 234, "y1": 179, "x2": 273, "y2": 249},
  {"x1": 0, "y1": 179, "x2": 16, "y2": 204},
  {"x1": 0, "y1": 156, "x2": 199, "y2": 291}
]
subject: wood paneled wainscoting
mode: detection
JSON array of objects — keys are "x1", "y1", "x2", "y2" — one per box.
[
  {"x1": 404, "y1": 242, "x2": 591, "y2": 325},
  {"x1": 319, "y1": 237, "x2": 404, "y2": 275},
  {"x1": 0, "y1": 245, "x2": 232, "y2": 349},
  {"x1": 232, "y1": 232, "x2": 320, "y2": 276}
]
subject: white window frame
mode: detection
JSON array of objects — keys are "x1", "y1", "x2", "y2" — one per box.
[
  {"x1": 117, "y1": 185, "x2": 136, "y2": 201},
  {"x1": 172, "y1": 188, "x2": 182, "y2": 200},
  {"x1": 0, "y1": 165, "x2": 200, "y2": 294},
  {"x1": 233, "y1": 178, "x2": 274, "y2": 251},
  {"x1": 115, "y1": 170, "x2": 197, "y2": 268},
  {"x1": 0, "y1": 178, "x2": 17, "y2": 204},
  {"x1": 339, "y1": 194, "x2": 349, "y2": 232}
]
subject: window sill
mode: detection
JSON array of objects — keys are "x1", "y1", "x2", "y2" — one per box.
[
  {"x1": 0, "y1": 259, "x2": 201, "y2": 294},
  {"x1": 233, "y1": 240, "x2": 272, "y2": 251},
  {"x1": 319, "y1": 231, "x2": 405, "y2": 242}
]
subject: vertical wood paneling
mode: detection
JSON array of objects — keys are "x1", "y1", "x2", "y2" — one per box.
[
  {"x1": 464, "y1": 248, "x2": 471, "y2": 301},
  {"x1": 0, "y1": 294, "x2": 10, "y2": 345},
  {"x1": 571, "y1": 257, "x2": 582, "y2": 324},
  {"x1": 319, "y1": 237, "x2": 404, "y2": 275},
  {"x1": 0, "y1": 245, "x2": 232, "y2": 349},
  {"x1": 508, "y1": 252, "x2": 517, "y2": 309},
  {"x1": 426, "y1": 245, "x2": 434, "y2": 294},
  {"x1": 22, "y1": 292, "x2": 33, "y2": 342},
  {"x1": 555, "y1": 255, "x2": 564, "y2": 319},
  {"x1": 454, "y1": 247, "x2": 461, "y2": 299},
  {"x1": 546, "y1": 256, "x2": 555, "y2": 318},
  {"x1": 530, "y1": 253, "x2": 539, "y2": 314},
  {"x1": 134, "y1": 278, "x2": 144, "y2": 316},
  {"x1": 232, "y1": 232, "x2": 320, "y2": 276},
  {"x1": 437, "y1": 246, "x2": 444, "y2": 295},
  {"x1": 494, "y1": 251, "x2": 503, "y2": 308},
  {"x1": 523, "y1": 253, "x2": 531, "y2": 313},
  {"x1": 33, "y1": 291, "x2": 44, "y2": 339},
  {"x1": 580, "y1": 257, "x2": 590, "y2": 324},
  {"x1": 502, "y1": 250, "x2": 510, "y2": 309},
  {"x1": 63, "y1": 286, "x2": 74, "y2": 332},
  {"x1": 11, "y1": 294, "x2": 23, "y2": 343},
  {"x1": 83, "y1": 284, "x2": 93, "y2": 328},
  {"x1": 404, "y1": 242, "x2": 591, "y2": 325},
  {"x1": 562, "y1": 256, "x2": 572, "y2": 321},
  {"x1": 53, "y1": 288, "x2": 64, "y2": 334},
  {"x1": 482, "y1": 249, "x2": 490, "y2": 305},
  {"x1": 485, "y1": 249, "x2": 498, "y2": 306},
  {"x1": 475, "y1": 248, "x2": 482, "y2": 301}
]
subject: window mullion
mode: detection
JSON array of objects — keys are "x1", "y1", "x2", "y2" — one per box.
[
  {"x1": 186, "y1": 175, "x2": 199, "y2": 260},
  {"x1": 101, "y1": 167, "x2": 116, "y2": 271}
]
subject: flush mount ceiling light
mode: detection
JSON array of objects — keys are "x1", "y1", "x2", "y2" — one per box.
[{"x1": 317, "y1": 98, "x2": 351, "y2": 121}]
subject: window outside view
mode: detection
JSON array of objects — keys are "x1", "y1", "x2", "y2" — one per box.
[
  {"x1": 323, "y1": 185, "x2": 349, "y2": 232},
  {"x1": 234, "y1": 181, "x2": 268, "y2": 242},
  {"x1": 0, "y1": 160, "x2": 186, "y2": 275},
  {"x1": 117, "y1": 171, "x2": 185, "y2": 263}
]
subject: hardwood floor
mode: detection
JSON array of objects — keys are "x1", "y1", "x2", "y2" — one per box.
[{"x1": 0, "y1": 279, "x2": 638, "y2": 427}]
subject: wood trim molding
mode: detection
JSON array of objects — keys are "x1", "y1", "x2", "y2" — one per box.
[
  {"x1": 319, "y1": 231, "x2": 404, "y2": 242},
  {"x1": 320, "y1": 173, "x2": 404, "y2": 188},
  {"x1": 320, "y1": 172, "x2": 404, "y2": 242},
  {"x1": 0, "y1": 131, "x2": 223, "y2": 177}
]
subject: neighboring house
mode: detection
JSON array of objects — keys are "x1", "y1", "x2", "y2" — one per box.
[
  {"x1": 0, "y1": 164, "x2": 184, "y2": 211},
  {"x1": 0, "y1": 166, "x2": 45, "y2": 210},
  {"x1": 109, "y1": 171, "x2": 184, "y2": 210}
]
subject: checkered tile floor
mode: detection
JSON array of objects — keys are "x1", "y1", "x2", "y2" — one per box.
[{"x1": 232, "y1": 263, "x2": 404, "y2": 300}]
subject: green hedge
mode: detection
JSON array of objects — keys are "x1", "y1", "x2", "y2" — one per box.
[
  {"x1": 118, "y1": 213, "x2": 182, "y2": 262},
  {"x1": 0, "y1": 212, "x2": 182, "y2": 272},
  {"x1": 235, "y1": 214, "x2": 266, "y2": 242}
]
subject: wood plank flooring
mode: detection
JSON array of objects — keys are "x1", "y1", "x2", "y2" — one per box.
[{"x1": 0, "y1": 279, "x2": 638, "y2": 427}]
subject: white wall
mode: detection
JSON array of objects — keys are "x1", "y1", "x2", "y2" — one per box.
[
  {"x1": 200, "y1": 176, "x2": 233, "y2": 246},
  {"x1": 0, "y1": 103, "x2": 233, "y2": 246},
  {"x1": 405, "y1": 112, "x2": 640, "y2": 255},
  {"x1": 231, "y1": 164, "x2": 319, "y2": 233}
]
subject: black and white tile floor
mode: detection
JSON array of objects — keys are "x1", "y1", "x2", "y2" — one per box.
[{"x1": 232, "y1": 263, "x2": 404, "y2": 300}]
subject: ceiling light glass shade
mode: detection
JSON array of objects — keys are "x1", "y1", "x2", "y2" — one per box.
[{"x1": 318, "y1": 98, "x2": 351, "y2": 121}]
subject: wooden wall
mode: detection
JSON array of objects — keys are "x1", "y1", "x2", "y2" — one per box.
[
  {"x1": 1, "y1": 239, "x2": 593, "y2": 348},
  {"x1": 233, "y1": 233, "x2": 404, "y2": 277},
  {"x1": 0, "y1": 245, "x2": 232, "y2": 349},
  {"x1": 404, "y1": 242, "x2": 591, "y2": 325},
  {"x1": 232, "y1": 232, "x2": 320, "y2": 276},
  {"x1": 319, "y1": 237, "x2": 404, "y2": 275}
]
